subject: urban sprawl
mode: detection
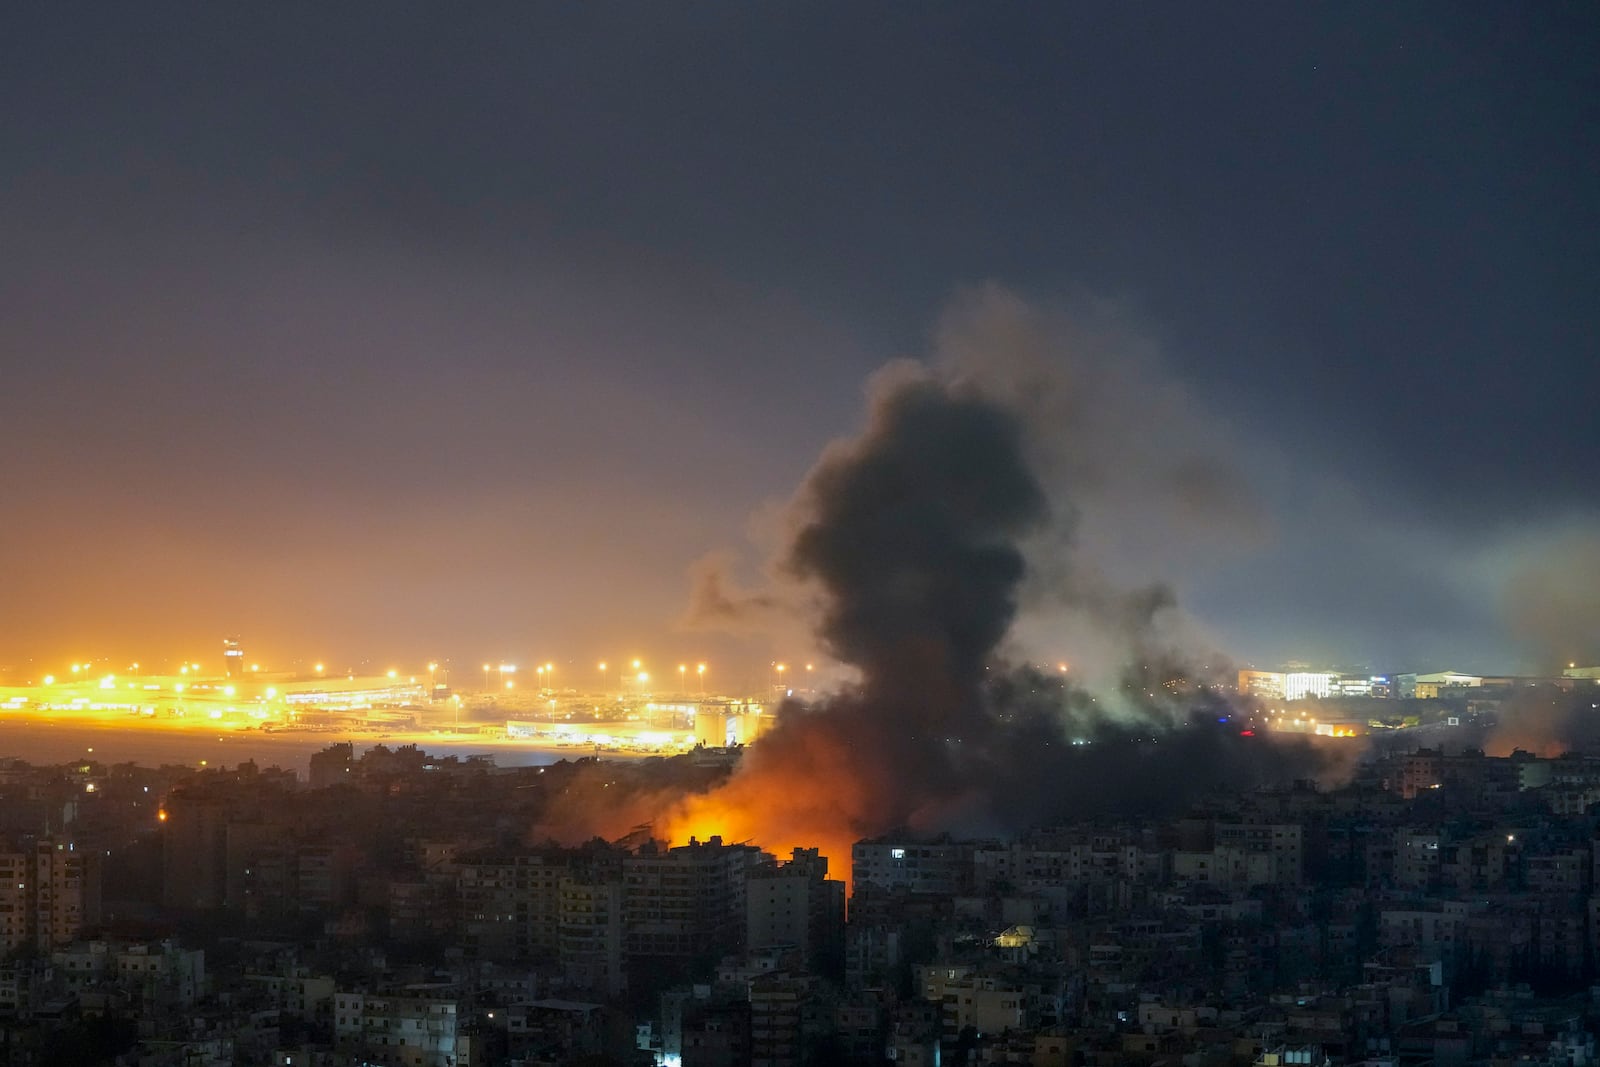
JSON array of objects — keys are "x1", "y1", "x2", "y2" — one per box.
[{"x1": 2, "y1": 661, "x2": 1600, "y2": 1066}]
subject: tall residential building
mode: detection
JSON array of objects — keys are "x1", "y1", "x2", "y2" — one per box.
[
  {"x1": 0, "y1": 835, "x2": 100, "y2": 954},
  {"x1": 560, "y1": 874, "x2": 626, "y2": 997},
  {"x1": 623, "y1": 836, "x2": 767, "y2": 975},
  {"x1": 161, "y1": 793, "x2": 231, "y2": 910},
  {"x1": 746, "y1": 848, "x2": 845, "y2": 975},
  {"x1": 308, "y1": 743, "x2": 355, "y2": 789},
  {"x1": 852, "y1": 838, "x2": 974, "y2": 896}
]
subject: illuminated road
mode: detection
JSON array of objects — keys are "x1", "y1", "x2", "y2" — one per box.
[{"x1": 0, "y1": 714, "x2": 647, "y2": 777}]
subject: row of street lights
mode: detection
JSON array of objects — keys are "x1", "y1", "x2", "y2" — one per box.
[{"x1": 471, "y1": 660, "x2": 712, "y2": 694}]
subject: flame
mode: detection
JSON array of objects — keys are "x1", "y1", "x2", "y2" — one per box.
[{"x1": 656, "y1": 720, "x2": 879, "y2": 886}]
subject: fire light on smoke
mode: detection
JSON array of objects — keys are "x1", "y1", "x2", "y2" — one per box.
[{"x1": 552, "y1": 294, "x2": 1336, "y2": 882}]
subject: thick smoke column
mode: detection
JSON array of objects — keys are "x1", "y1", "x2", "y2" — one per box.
[
  {"x1": 652, "y1": 358, "x2": 1326, "y2": 869},
  {"x1": 792, "y1": 366, "x2": 1045, "y2": 726},
  {"x1": 659, "y1": 365, "x2": 1051, "y2": 862},
  {"x1": 543, "y1": 293, "x2": 1332, "y2": 872}
]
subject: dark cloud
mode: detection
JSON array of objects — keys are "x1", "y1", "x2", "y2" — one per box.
[{"x1": 538, "y1": 329, "x2": 1341, "y2": 873}]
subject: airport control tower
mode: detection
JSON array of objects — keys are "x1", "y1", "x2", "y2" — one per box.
[{"x1": 223, "y1": 636, "x2": 244, "y2": 679}]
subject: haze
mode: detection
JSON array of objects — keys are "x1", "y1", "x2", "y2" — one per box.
[{"x1": 2, "y1": 5, "x2": 1596, "y2": 677}]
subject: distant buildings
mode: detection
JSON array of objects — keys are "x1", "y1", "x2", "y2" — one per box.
[
  {"x1": 1239, "y1": 665, "x2": 1599, "y2": 704},
  {"x1": 1237, "y1": 669, "x2": 1393, "y2": 701},
  {"x1": 0, "y1": 835, "x2": 99, "y2": 955}
]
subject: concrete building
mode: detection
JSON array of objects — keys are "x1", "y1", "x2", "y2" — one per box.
[
  {"x1": 559, "y1": 875, "x2": 626, "y2": 998},
  {"x1": 745, "y1": 848, "x2": 845, "y2": 975},
  {"x1": 0, "y1": 835, "x2": 99, "y2": 954},
  {"x1": 457, "y1": 848, "x2": 571, "y2": 961},
  {"x1": 333, "y1": 991, "x2": 467, "y2": 1067},
  {"x1": 852, "y1": 838, "x2": 973, "y2": 896},
  {"x1": 749, "y1": 972, "x2": 829, "y2": 1067},
  {"x1": 1397, "y1": 671, "x2": 1482, "y2": 699},
  {"x1": 1284, "y1": 672, "x2": 1337, "y2": 701},
  {"x1": 1239, "y1": 670, "x2": 1285, "y2": 701},
  {"x1": 623, "y1": 836, "x2": 767, "y2": 975}
]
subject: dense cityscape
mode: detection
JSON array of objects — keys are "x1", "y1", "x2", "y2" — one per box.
[
  {"x1": 2, "y1": 658, "x2": 1600, "y2": 1065},
  {"x1": 6, "y1": 5, "x2": 1595, "y2": 1067}
]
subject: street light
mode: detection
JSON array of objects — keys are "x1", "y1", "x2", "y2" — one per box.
[
  {"x1": 679, "y1": 664, "x2": 687, "y2": 691},
  {"x1": 697, "y1": 663, "x2": 706, "y2": 694},
  {"x1": 483, "y1": 664, "x2": 491, "y2": 693}
]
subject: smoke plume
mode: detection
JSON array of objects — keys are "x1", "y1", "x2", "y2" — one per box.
[
  {"x1": 1484, "y1": 683, "x2": 1600, "y2": 758},
  {"x1": 543, "y1": 290, "x2": 1333, "y2": 873},
  {"x1": 1501, "y1": 528, "x2": 1600, "y2": 672}
]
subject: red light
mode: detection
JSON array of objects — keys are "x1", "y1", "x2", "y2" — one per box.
[{"x1": 1239, "y1": 729, "x2": 1255, "y2": 736}]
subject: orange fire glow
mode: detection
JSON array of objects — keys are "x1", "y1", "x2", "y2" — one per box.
[{"x1": 654, "y1": 718, "x2": 888, "y2": 886}]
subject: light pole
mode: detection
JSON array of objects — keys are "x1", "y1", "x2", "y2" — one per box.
[
  {"x1": 482, "y1": 664, "x2": 491, "y2": 693},
  {"x1": 697, "y1": 663, "x2": 706, "y2": 695},
  {"x1": 678, "y1": 664, "x2": 687, "y2": 693},
  {"x1": 427, "y1": 662, "x2": 438, "y2": 701}
]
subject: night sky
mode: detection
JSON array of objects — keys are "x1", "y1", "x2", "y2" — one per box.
[{"x1": 2, "y1": 4, "x2": 1596, "y2": 678}]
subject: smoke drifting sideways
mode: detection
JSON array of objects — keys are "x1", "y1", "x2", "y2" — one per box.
[
  {"x1": 536, "y1": 304, "x2": 1337, "y2": 873},
  {"x1": 1484, "y1": 683, "x2": 1600, "y2": 759}
]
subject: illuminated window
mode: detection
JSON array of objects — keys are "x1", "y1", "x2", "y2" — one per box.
[{"x1": 891, "y1": 848, "x2": 906, "y2": 860}]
